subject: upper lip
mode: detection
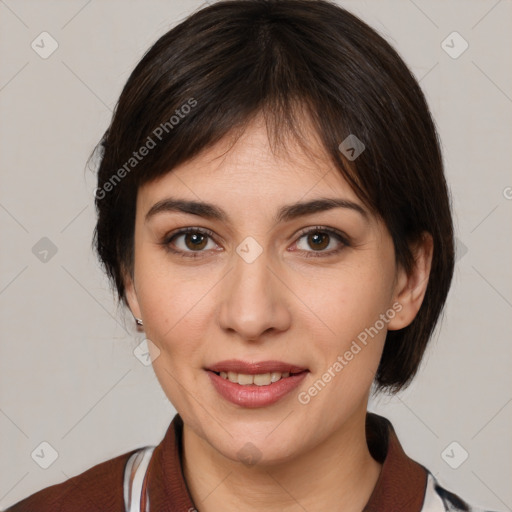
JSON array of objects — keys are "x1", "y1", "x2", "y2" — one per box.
[{"x1": 206, "y1": 360, "x2": 308, "y2": 375}]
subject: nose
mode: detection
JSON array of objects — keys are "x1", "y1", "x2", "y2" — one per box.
[{"x1": 217, "y1": 245, "x2": 292, "y2": 342}]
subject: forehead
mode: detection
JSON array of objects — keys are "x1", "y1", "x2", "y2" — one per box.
[{"x1": 138, "y1": 116, "x2": 360, "y2": 209}]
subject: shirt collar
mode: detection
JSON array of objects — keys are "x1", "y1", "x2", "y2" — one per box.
[
  {"x1": 363, "y1": 412, "x2": 427, "y2": 511},
  {"x1": 144, "y1": 412, "x2": 427, "y2": 512}
]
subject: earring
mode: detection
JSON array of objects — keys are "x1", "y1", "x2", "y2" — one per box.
[{"x1": 135, "y1": 318, "x2": 143, "y2": 327}]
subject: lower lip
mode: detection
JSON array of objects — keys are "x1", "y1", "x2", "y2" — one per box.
[{"x1": 207, "y1": 371, "x2": 308, "y2": 408}]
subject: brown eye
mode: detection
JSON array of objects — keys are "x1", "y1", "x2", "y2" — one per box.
[
  {"x1": 306, "y1": 232, "x2": 330, "y2": 251},
  {"x1": 294, "y1": 227, "x2": 349, "y2": 258},
  {"x1": 183, "y1": 232, "x2": 208, "y2": 251},
  {"x1": 163, "y1": 227, "x2": 218, "y2": 257}
]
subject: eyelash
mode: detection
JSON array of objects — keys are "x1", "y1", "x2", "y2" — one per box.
[{"x1": 161, "y1": 226, "x2": 350, "y2": 259}]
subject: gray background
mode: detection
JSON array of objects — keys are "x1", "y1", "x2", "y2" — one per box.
[{"x1": 0, "y1": 0, "x2": 511, "y2": 510}]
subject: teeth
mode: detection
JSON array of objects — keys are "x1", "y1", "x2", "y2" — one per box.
[
  {"x1": 237, "y1": 373, "x2": 254, "y2": 385},
  {"x1": 253, "y1": 373, "x2": 271, "y2": 386},
  {"x1": 270, "y1": 372, "x2": 281, "y2": 383},
  {"x1": 217, "y1": 371, "x2": 291, "y2": 386}
]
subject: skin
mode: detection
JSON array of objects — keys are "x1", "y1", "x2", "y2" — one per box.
[{"x1": 125, "y1": 114, "x2": 433, "y2": 512}]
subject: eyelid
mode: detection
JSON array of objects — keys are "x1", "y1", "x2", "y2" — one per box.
[
  {"x1": 161, "y1": 226, "x2": 219, "y2": 252},
  {"x1": 290, "y1": 225, "x2": 350, "y2": 258},
  {"x1": 293, "y1": 225, "x2": 350, "y2": 245},
  {"x1": 164, "y1": 226, "x2": 216, "y2": 241},
  {"x1": 161, "y1": 225, "x2": 350, "y2": 258}
]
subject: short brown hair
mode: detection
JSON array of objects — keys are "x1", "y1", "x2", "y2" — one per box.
[{"x1": 92, "y1": 0, "x2": 455, "y2": 393}]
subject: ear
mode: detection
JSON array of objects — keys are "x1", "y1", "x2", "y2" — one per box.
[
  {"x1": 387, "y1": 232, "x2": 433, "y2": 331},
  {"x1": 124, "y1": 270, "x2": 142, "y2": 321}
]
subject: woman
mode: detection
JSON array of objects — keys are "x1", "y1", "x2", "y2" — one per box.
[{"x1": 6, "y1": 0, "x2": 499, "y2": 511}]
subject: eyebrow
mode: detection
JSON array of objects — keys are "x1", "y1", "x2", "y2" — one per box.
[{"x1": 145, "y1": 197, "x2": 368, "y2": 224}]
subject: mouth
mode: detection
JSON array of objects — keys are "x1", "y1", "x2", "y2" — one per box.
[
  {"x1": 205, "y1": 360, "x2": 309, "y2": 408},
  {"x1": 212, "y1": 370, "x2": 297, "y2": 386}
]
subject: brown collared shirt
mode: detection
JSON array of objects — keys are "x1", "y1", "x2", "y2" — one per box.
[{"x1": 6, "y1": 413, "x2": 496, "y2": 511}]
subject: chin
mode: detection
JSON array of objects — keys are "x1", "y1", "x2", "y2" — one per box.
[{"x1": 218, "y1": 433, "x2": 301, "y2": 468}]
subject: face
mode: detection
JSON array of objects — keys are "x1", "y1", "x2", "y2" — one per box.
[{"x1": 125, "y1": 115, "x2": 420, "y2": 466}]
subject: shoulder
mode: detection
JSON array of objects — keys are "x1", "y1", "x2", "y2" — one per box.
[
  {"x1": 365, "y1": 413, "x2": 500, "y2": 512},
  {"x1": 421, "y1": 471, "x2": 499, "y2": 512},
  {"x1": 4, "y1": 448, "x2": 139, "y2": 512}
]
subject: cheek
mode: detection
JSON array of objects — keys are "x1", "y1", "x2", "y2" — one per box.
[
  {"x1": 293, "y1": 263, "x2": 393, "y2": 408},
  {"x1": 137, "y1": 268, "x2": 212, "y2": 407},
  {"x1": 297, "y1": 284, "x2": 387, "y2": 422},
  {"x1": 134, "y1": 243, "x2": 215, "y2": 321},
  {"x1": 298, "y1": 263, "x2": 394, "y2": 344}
]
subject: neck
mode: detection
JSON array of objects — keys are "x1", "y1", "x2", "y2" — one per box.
[{"x1": 181, "y1": 408, "x2": 382, "y2": 512}]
